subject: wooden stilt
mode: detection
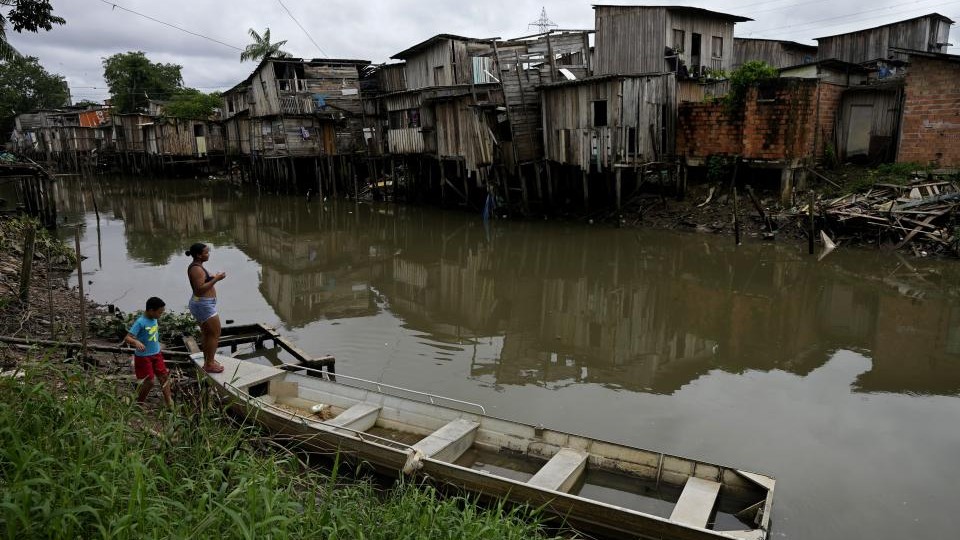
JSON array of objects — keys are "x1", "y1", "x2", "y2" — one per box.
[{"x1": 615, "y1": 168, "x2": 622, "y2": 211}]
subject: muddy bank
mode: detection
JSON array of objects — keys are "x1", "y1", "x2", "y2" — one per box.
[
  {"x1": 0, "y1": 216, "x2": 195, "y2": 406},
  {"x1": 611, "y1": 172, "x2": 959, "y2": 258}
]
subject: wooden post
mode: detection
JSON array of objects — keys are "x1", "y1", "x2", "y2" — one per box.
[
  {"x1": 543, "y1": 161, "x2": 554, "y2": 205},
  {"x1": 18, "y1": 226, "x2": 36, "y2": 303},
  {"x1": 615, "y1": 168, "x2": 622, "y2": 211},
  {"x1": 74, "y1": 228, "x2": 88, "y2": 360},
  {"x1": 390, "y1": 158, "x2": 397, "y2": 201},
  {"x1": 808, "y1": 191, "x2": 815, "y2": 255},
  {"x1": 45, "y1": 243, "x2": 55, "y2": 339},
  {"x1": 518, "y1": 164, "x2": 529, "y2": 214},
  {"x1": 745, "y1": 185, "x2": 771, "y2": 232},
  {"x1": 581, "y1": 169, "x2": 589, "y2": 211},
  {"x1": 353, "y1": 168, "x2": 359, "y2": 202},
  {"x1": 733, "y1": 186, "x2": 741, "y2": 246}
]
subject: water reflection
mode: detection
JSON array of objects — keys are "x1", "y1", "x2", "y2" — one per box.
[{"x1": 56, "y1": 177, "x2": 960, "y2": 397}]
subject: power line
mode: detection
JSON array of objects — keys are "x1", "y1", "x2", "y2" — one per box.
[
  {"x1": 747, "y1": 0, "x2": 960, "y2": 39},
  {"x1": 97, "y1": 0, "x2": 242, "y2": 51},
  {"x1": 276, "y1": 0, "x2": 328, "y2": 58}
]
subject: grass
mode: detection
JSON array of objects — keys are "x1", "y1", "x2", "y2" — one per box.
[{"x1": 0, "y1": 357, "x2": 557, "y2": 540}]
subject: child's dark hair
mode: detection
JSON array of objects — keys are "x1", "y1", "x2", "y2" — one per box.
[
  {"x1": 186, "y1": 243, "x2": 206, "y2": 257},
  {"x1": 146, "y1": 297, "x2": 166, "y2": 311}
]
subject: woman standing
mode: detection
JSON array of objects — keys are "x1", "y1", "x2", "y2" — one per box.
[{"x1": 186, "y1": 243, "x2": 226, "y2": 373}]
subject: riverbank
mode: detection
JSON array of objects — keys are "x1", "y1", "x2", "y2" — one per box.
[
  {"x1": 0, "y1": 215, "x2": 561, "y2": 539},
  {"x1": 616, "y1": 164, "x2": 959, "y2": 258}
]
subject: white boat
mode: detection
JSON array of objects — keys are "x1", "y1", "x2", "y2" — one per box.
[{"x1": 195, "y1": 354, "x2": 775, "y2": 539}]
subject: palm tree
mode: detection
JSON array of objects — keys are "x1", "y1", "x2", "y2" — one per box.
[{"x1": 240, "y1": 27, "x2": 290, "y2": 62}]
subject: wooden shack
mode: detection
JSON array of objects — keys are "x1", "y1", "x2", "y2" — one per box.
[
  {"x1": 112, "y1": 113, "x2": 151, "y2": 153},
  {"x1": 733, "y1": 38, "x2": 817, "y2": 69},
  {"x1": 220, "y1": 57, "x2": 371, "y2": 159},
  {"x1": 593, "y1": 5, "x2": 750, "y2": 77},
  {"x1": 816, "y1": 13, "x2": 954, "y2": 64},
  {"x1": 382, "y1": 34, "x2": 507, "y2": 204},
  {"x1": 496, "y1": 30, "x2": 593, "y2": 168},
  {"x1": 540, "y1": 73, "x2": 676, "y2": 209}
]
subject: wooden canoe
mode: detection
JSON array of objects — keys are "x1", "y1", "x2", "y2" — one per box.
[{"x1": 195, "y1": 354, "x2": 775, "y2": 540}]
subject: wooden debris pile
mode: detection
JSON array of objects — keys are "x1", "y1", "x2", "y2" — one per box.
[{"x1": 823, "y1": 180, "x2": 960, "y2": 255}]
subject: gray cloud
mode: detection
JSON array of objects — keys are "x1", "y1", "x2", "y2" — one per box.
[{"x1": 7, "y1": 0, "x2": 959, "y2": 103}]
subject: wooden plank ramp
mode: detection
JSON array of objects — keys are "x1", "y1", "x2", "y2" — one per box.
[
  {"x1": 670, "y1": 477, "x2": 721, "y2": 529},
  {"x1": 194, "y1": 353, "x2": 284, "y2": 389}
]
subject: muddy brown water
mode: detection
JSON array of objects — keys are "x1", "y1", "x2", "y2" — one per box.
[{"x1": 56, "y1": 177, "x2": 960, "y2": 539}]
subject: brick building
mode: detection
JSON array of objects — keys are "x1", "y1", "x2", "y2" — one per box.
[
  {"x1": 896, "y1": 50, "x2": 960, "y2": 168},
  {"x1": 676, "y1": 78, "x2": 846, "y2": 201}
]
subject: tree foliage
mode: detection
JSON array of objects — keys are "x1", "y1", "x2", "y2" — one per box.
[
  {"x1": 240, "y1": 27, "x2": 290, "y2": 62},
  {"x1": 102, "y1": 51, "x2": 183, "y2": 114},
  {"x1": 0, "y1": 54, "x2": 67, "y2": 134},
  {"x1": 162, "y1": 88, "x2": 221, "y2": 119},
  {"x1": 724, "y1": 60, "x2": 779, "y2": 110},
  {"x1": 0, "y1": 0, "x2": 64, "y2": 61}
]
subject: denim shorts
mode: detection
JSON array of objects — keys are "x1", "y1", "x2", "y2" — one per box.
[{"x1": 188, "y1": 296, "x2": 218, "y2": 324}]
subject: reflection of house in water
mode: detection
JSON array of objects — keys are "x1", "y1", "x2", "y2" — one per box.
[
  {"x1": 855, "y1": 293, "x2": 960, "y2": 395},
  {"x1": 229, "y1": 207, "x2": 382, "y2": 327},
  {"x1": 259, "y1": 265, "x2": 374, "y2": 325}
]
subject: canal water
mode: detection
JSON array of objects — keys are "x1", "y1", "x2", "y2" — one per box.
[{"x1": 57, "y1": 177, "x2": 960, "y2": 539}]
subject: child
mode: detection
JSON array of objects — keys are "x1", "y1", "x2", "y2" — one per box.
[{"x1": 123, "y1": 297, "x2": 173, "y2": 407}]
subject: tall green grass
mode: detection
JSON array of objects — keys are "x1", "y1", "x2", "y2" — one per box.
[{"x1": 0, "y1": 359, "x2": 557, "y2": 539}]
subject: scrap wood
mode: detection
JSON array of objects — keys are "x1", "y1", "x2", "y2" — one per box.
[
  {"x1": 697, "y1": 186, "x2": 715, "y2": 208},
  {"x1": 896, "y1": 215, "x2": 938, "y2": 249}
]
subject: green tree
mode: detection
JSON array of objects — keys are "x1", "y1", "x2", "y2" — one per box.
[
  {"x1": 73, "y1": 99, "x2": 101, "y2": 108},
  {"x1": 240, "y1": 27, "x2": 290, "y2": 62},
  {"x1": 0, "y1": 0, "x2": 64, "y2": 60},
  {"x1": 724, "y1": 60, "x2": 779, "y2": 110},
  {"x1": 102, "y1": 51, "x2": 183, "y2": 114},
  {"x1": 0, "y1": 54, "x2": 67, "y2": 134},
  {"x1": 162, "y1": 88, "x2": 221, "y2": 119}
]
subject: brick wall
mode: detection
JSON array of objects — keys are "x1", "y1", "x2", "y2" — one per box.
[
  {"x1": 677, "y1": 79, "x2": 842, "y2": 163},
  {"x1": 676, "y1": 104, "x2": 742, "y2": 157},
  {"x1": 898, "y1": 56, "x2": 960, "y2": 167}
]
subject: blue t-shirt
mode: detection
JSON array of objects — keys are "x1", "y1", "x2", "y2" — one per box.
[{"x1": 129, "y1": 315, "x2": 160, "y2": 357}]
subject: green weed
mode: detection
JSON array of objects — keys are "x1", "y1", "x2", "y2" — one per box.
[{"x1": 0, "y1": 359, "x2": 557, "y2": 540}]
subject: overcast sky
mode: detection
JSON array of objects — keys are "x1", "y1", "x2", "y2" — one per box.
[{"x1": 7, "y1": 0, "x2": 960, "y2": 103}]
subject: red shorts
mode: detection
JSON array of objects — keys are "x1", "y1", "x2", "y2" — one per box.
[{"x1": 133, "y1": 353, "x2": 168, "y2": 380}]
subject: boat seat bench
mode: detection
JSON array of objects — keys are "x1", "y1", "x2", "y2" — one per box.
[
  {"x1": 325, "y1": 402, "x2": 381, "y2": 432},
  {"x1": 670, "y1": 477, "x2": 722, "y2": 529},
  {"x1": 527, "y1": 448, "x2": 589, "y2": 493},
  {"x1": 412, "y1": 419, "x2": 480, "y2": 462}
]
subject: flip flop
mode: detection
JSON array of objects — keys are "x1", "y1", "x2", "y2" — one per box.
[{"x1": 203, "y1": 364, "x2": 224, "y2": 374}]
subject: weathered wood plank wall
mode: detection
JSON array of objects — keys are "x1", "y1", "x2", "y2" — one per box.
[
  {"x1": 541, "y1": 74, "x2": 675, "y2": 171},
  {"x1": 435, "y1": 96, "x2": 495, "y2": 172},
  {"x1": 816, "y1": 15, "x2": 952, "y2": 64},
  {"x1": 733, "y1": 39, "x2": 817, "y2": 69},
  {"x1": 595, "y1": 6, "x2": 667, "y2": 75}
]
